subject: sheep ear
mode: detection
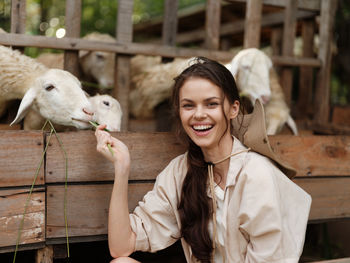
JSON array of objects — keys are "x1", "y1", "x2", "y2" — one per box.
[
  {"x1": 230, "y1": 59, "x2": 239, "y2": 77},
  {"x1": 11, "y1": 88, "x2": 37, "y2": 125},
  {"x1": 79, "y1": 49, "x2": 91, "y2": 58}
]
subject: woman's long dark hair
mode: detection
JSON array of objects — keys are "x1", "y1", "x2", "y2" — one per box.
[{"x1": 172, "y1": 57, "x2": 241, "y2": 262}]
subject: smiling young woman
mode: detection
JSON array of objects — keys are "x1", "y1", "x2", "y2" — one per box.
[{"x1": 94, "y1": 57, "x2": 311, "y2": 263}]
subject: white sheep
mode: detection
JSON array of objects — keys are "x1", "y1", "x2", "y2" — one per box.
[
  {"x1": 23, "y1": 94, "x2": 122, "y2": 131},
  {"x1": 129, "y1": 57, "x2": 191, "y2": 118},
  {"x1": 0, "y1": 45, "x2": 94, "y2": 129},
  {"x1": 36, "y1": 40, "x2": 161, "y2": 91},
  {"x1": 36, "y1": 32, "x2": 117, "y2": 89},
  {"x1": 229, "y1": 48, "x2": 298, "y2": 135}
]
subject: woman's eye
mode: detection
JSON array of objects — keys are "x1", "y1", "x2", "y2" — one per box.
[
  {"x1": 182, "y1": 104, "x2": 193, "y2": 109},
  {"x1": 207, "y1": 102, "x2": 219, "y2": 107}
]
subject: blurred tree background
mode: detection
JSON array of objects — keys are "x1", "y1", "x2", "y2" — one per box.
[{"x1": 0, "y1": 0, "x2": 349, "y2": 105}]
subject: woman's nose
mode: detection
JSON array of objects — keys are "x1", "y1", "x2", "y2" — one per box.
[{"x1": 194, "y1": 107, "x2": 207, "y2": 119}]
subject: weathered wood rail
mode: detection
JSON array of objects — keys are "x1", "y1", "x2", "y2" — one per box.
[{"x1": 1, "y1": 130, "x2": 350, "y2": 256}]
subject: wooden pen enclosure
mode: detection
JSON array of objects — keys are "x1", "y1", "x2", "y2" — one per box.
[{"x1": 1, "y1": 0, "x2": 349, "y2": 262}]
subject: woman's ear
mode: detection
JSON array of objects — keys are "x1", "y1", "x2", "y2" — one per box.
[{"x1": 229, "y1": 100, "x2": 240, "y2": 120}]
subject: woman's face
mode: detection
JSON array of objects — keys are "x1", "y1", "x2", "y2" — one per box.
[{"x1": 179, "y1": 77, "x2": 239, "y2": 150}]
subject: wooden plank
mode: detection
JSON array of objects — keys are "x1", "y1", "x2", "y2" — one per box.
[
  {"x1": 308, "y1": 122, "x2": 350, "y2": 135},
  {"x1": 46, "y1": 178, "x2": 350, "y2": 240},
  {"x1": 296, "y1": 20, "x2": 315, "y2": 119},
  {"x1": 226, "y1": 0, "x2": 321, "y2": 11},
  {"x1": 174, "y1": 10, "x2": 316, "y2": 45},
  {"x1": 10, "y1": 0, "x2": 26, "y2": 34},
  {"x1": 0, "y1": 131, "x2": 44, "y2": 187},
  {"x1": 281, "y1": 0, "x2": 297, "y2": 107},
  {"x1": 0, "y1": 187, "x2": 45, "y2": 248},
  {"x1": 243, "y1": 0, "x2": 262, "y2": 48},
  {"x1": 162, "y1": 0, "x2": 178, "y2": 47},
  {"x1": 63, "y1": 0, "x2": 81, "y2": 77},
  {"x1": 295, "y1": 177, "x2": 350, "y2": 221},
  {"x1": 115, "y1": 0, "x2": 134, "y2": 131},
  {"x1": 314, "y1": 0, "x2": 338, "y2": 123},
  {"x1": 46, "y1": 183, "x2": 154, "y2": 239},
  {"x1": 204, "y1": 0, "x2": 221, "y2": 50},
  {"x1": 0, "y1": 33, "x2": 320, "y2": 66},
  {"x1": 35, "y1": 246, "x2": 53, "y2": 263},
  {"x1": 0, "y1": 124, "x2": 21, "y2": 130},
  {"x1": 271, "y1": 55, "x2": 321, "y2": 67},
  {"x1": 271, "y1": 135, "x2": 350, "y2": 177},
  {"x1": 308, "y1": 258, "x2": 350, "y2": 263},
  {"x1": 332, "y1": 106, "x2": 350, "y2": 126},
  {"x1": 45, "y1": 131, "x2": 186, "y2": 183}
]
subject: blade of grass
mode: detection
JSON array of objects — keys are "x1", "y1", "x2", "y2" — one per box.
[
  {"x1": 47, "y1": 120, "x2": 70, "y2": 258},
  {"x1": 12, "y1": 129, "x2": 54, "y2": 263}
]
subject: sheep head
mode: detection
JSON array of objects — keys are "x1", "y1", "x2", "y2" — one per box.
[
  {"x1": 229, "y1": 48, "x2": 272, "y2": 106},
  {"x1": 11, "y1": 69, "x2": 94, "y2": 129},
  {"x1": 89, "y1": 94, "x2": 122, "y2": 132},
  {"x1": 79, "y1": 32, "x2": 117, "y2": 88}
]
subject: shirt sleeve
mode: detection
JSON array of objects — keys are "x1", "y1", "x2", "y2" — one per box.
[
  {"x1": 129, "y1": 155, "x2": 185, "y2": 253},
  {"x1": 238, "y1": 155, "x2": 310, "y2": 263}
]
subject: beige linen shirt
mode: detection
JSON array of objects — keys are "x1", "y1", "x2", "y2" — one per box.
[{"x1": 129, "y1": 138, "x2": 312, "y2": 263}]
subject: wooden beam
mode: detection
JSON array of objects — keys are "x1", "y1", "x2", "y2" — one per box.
[
  {"x1": 307, "y1": 258, "x2": 350, "y2": 263},
  {"x1": 45, "y1": 131, "x2": 186, "y2": 183},
  {"x1": 162, "y1": 0, "x2": 178, "y2": 47},
  {"x1": 0, "y1": 131, "x2": 44, "y2": 187},
  {"x1": 296, "y1": 177, "x2": 350, "y2": 221},
  {"x1": 114, "y1": 0, "x2": 134, "y2": 131},
  {"x1": 314, "y1": 0, "x2": 338, "y2": 123},
  {"x1": 225, "y1": 0, "x2": 320, "y2": 11},
  {"x1": 44, "y1": 131, "x2": 350, "y2": 183},
  {"x1": 46, "y1": 183, "x2": 153, "y2": 239},
  {"x1": 0, "y1": 187, "x2": 45, "y2": 248},
  {"x1": 174, "y1": 10, "x2": 316, "y2": 45},
  {"x1": 0, "y1": 33, "x2": 322, "y2": 67},
  {"x1": 205, "y1": 0, "x2": 221, "y2": 50},
  {"x1": 10, "y1": 0, "x2": 26, "y2": 34},
  {"x1": 35, "y1": 246, "x2": 53, "y2": 263},
  {"x1": 63, "y1": 0, "x2": 81, "y2": 77},
  {"x1": 243, "y1": 0, "x2": 262, "y2": 48},
  {"x1": 271, "y1": 27, "x2": 282, "y2": 55},
  {"x1": 296, "y1": 20, "x2": 315, "y2": 119}
]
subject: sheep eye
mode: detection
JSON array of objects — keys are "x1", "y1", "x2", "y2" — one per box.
[
  {"x1": 45, "y1": 85, "x2": 55, "y2": 91},
  {"x1": 103, "y1": 100, "x2": 110, "y2": 106},
  {"x1": 96, "y1": 53, "x2": 105, "y2": 60}
]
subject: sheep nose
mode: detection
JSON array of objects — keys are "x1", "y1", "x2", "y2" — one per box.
[
  {"x1": 260, "y1": 95, "x2": 270, "y2": 104},
  {"x1": 83, "y1": 108, "x2": 94, "y2": 116}
]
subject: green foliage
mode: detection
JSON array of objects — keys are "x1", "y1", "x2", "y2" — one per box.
[{"x1": 331, "y1": 74, "x2": 349, "y2": 106}]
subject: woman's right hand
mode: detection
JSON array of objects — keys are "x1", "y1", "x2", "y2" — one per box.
[{"x1": 95, "y1": 124, "x2": 131, "y2": 172}]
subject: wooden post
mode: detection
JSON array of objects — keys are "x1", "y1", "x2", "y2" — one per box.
[
  {"x1": 63, "y1": 0, "x2": 81, "y2": 77},
  {"x1": 10, "y1": 0, "x2": 26, "y2": 34},
  {"x1": 281, "y1": 0, "x2": 297, "y2": 106},
  {"x1": 162, "y1": 0, "x2": 178, "y2": 47},
  {"x1": 314, "y1": 0, "x2": 338, "y2": 124},
  {"x1": 114, "y1": 0, "x2": 134, "y2": 131},
  {"x1": 243, "y1": 0, "x2": 262, "y2": 48},
  {"x1": 161, "y1": 0, "x2": 178, "y2": 63},
  {"x1": 35, "y1": 246, "x2": 53, "y2": 263},
  {"x1": 271, "y1": 27, "x2": 282, "y2": 56},
  {"x1": 296, "y1": 20, "x2": 315, "y2": 119},
  {"x1": 204, "y1": 0, "x2": 221, "y2": 50}
]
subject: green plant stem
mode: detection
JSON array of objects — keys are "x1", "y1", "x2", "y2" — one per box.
[
  {"x1": 47, "y1": 120, "x2": 70, "y2": 258},
  {"x1": 12, "y1": 129, "x2": 54, "y2": 263}
]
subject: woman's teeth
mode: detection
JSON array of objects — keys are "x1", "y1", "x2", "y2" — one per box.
[{"x1": 193, "y1": 125, "x2": 213, "y2": 131}]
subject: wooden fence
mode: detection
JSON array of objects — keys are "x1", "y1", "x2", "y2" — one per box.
[
  {"x1": 1, "y1": 130, "x2": 350, "y2": 254},
  {"x1": 0, "y1": 0, "x2": 339, "y2": 132}
]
